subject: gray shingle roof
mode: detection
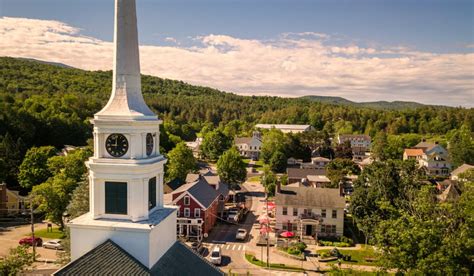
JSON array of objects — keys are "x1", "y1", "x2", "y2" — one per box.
[
  {"x1": 151, "y1": 241, "x2": 224, "y2": 276},
  {"x1": 287, "y1": 168, "x2": 326, "y2": 179},
  {"x1": 54, "y1": 240, "x2": 224, "y2": 276},
  {"x1": 173, "y1": 176, "x2": 219, "y2": 209},
  {"x1": 54, "y1": 240, "x2": 149, "y2": 276},
  {"x1": 276, "y1": 186, "x2": 345, "y2": 209}
]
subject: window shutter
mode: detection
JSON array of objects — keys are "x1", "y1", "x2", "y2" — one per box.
[
  {"x1": 149, "y1": 177, "x2": 156, "y2": 210},
  {"x1": 105, "y1": 182, "x2": 127, "y2": 214}
]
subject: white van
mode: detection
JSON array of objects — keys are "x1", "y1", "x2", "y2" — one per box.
[{"x1": 210, "y1": 246, "x2": 222, "y2": 265}]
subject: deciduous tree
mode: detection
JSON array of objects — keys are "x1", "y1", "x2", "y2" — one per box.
[{"x1": 165, "y1": 142, "x2": 197, "y2": 183}]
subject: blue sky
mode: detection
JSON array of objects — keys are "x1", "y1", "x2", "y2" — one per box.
[
  {"x1": 3, "y1": 0, "x2": 473, "y2": 52},
  {"x1": 1, "y1": 0, "x2": 473, "y2": 106}
]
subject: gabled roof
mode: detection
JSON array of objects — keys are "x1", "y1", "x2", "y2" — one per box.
[
  {"x1": 437, "y1": 183, "x2": 462, "y2": 202},
  {"x1": 151, "y1": 240, "x2": 224, "y2": 275},
  {"x1": 414, "y1": 141, "x2": 444, "y2": 152},
  {"x1": 172, "y1": 177, "x2": 219, "y2": 209},
  {"x1": 276, "y1": 187, "x2": 345, "y2": 208},
  {"x1": 54, "y1": 240, "x2": 149, "y2": 276},
  {"x1": 287, "y1": 168, "x2": 326, "y2": 179},
  {"x1": 55, "y1": 240, "x2": 224, "y2": 276},
  {"x1": 311, "y1": 157, "x2": 330, "y2": 162},
  {"x1": 166, "y1": 178, "x2": 184, "y2": 192},
  {"x1": 235, "y1": 137, "x2": 252, "y2": 145},
  {"x1": 404, "y1": 148, "x2": 424, "y2": 156},
  {"x1": 451, "y1": 164, "x2": 474, "y2": 177}
]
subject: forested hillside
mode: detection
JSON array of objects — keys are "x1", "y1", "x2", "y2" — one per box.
[{"x1": 0, "y1": 57, "x2": 472, "y2": 187}]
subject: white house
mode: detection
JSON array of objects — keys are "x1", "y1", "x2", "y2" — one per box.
[
  {"x1": 234, "y1": 131, "x2": 262, "y2": 160},
  {"x1": 404, "y1": 141, "x2": 452, "y2": 177},
  {"x1": 275, "y1": 186, "x2": 345, "y2": 244}
]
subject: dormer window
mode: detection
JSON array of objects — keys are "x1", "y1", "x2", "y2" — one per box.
[{"x1": 184, "y1": 196, "x2": 190, "y2": 205}]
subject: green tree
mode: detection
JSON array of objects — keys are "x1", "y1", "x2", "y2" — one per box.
[
  {"x1": 261, "y1": 166, "x2": 277, "y2": 196},
  {"x1": 66, "y1": 177, "x2": 89, "y2": 219},
  {"x1": 32, "y1": 172, "x2": 77, "y2": 230},
  {"x1": 326, "y1": 158, "x2": 360, "y2": 188},
  {"x1": 371, "y1": 131, "x2": 389, "y2": 161},
  {"x1": 165, "y1": 142, "x2": 197, "y2": 183},
  {"x1": 18, "y1": 146, "x2": 57, "y2": 189},
  {"x1": 334, "y1": 140, "x2": 352, "y2": 159},
  {"x1": 260, "y1": 129, "x2": 287, "y2": 163},
  {"x1": 448, "y1": 125, "x2": 474, "y2": 168},
  {"x1": 47, "y1": 148, "x2": 91, "y2": 182},
  {"x1": 200, "y1": 129, "x2": 232, "y2": 161},
  {"x1": 0, "y1": 245, "x2": 35, "y2": 276},
  {"x1": 217, "y1": 147, "x2": 247, "y2": 190},
  {"x1": 269, "y1": 150, "x2": 287, "y2": 173}
]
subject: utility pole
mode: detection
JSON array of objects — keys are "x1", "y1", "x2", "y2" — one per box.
[
  {"x1": 265, "y1": 187, "x2": 269, "y2": 268},
  {"x1": 30, "y1": 197, "x2": 36, "y2": 261}
]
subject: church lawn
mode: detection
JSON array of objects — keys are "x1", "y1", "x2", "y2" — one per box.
[
  {"x1": 316, "y1": 247, "x2": 378, "y2": 266},
  {"x1": 34, "y1": 227, "x2": 66, "y2": 239}
]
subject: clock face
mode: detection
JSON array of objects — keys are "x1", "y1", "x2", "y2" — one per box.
[
  {"x1": 146, "y1": 133, "x2": 154, "y2": 156},
  {"x1": 106, "y1": 133, "x2": 129, "y2": 157}
]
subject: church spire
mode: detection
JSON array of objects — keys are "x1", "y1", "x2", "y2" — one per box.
[{"x1": 95, "y1": 0, "x2": 156, "y2": 120}]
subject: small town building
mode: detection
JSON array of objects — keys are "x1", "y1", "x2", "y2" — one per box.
[
  {"x1": 451, "y1": 164, "x2": 474, "y2": 181},
  {"x1": 337, "y1": 134, "x2": 371, "y2": 160},
  {"x1": 404, "y1": 141, "x2": 452, "y2": 177},
  {"x1": 275, "y1": 186, "x2": 345, "y2": 244},
  {"x1": 0, "y1": 183, "x2": 26, "y2": 215},
  {"x1": 255, "y1": 124, "x2": 314, "y2": 133},
  {"x1": 234, "y1": 131, "x2": 262, "y2": 160},
  {"x1": 185, "y1": 137, "x2": 203, "y2": 158},
  {"x1": 165, "y1": 173, "x2": 227, "y2": 241},
  {"x1": 287, "y1": 168, "x2": 326, "y2": 184},
  {"x1": 301, "y1": 157, "x2": 331, "y2": 169}
]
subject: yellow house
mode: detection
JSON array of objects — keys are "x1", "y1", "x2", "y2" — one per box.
[{"x1": 0, "y1": 183, "x2": 26, "y2": 215}]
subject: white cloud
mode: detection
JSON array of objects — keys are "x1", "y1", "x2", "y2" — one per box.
[{"x1": 1, "y1": 17, "x2": 473, "y2": 107}]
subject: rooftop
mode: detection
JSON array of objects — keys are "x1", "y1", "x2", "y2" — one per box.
[
  {"x1": 404, "y1": 148, "x2": 424, "y2": 156},
  {"x1": 276, "y1": 186, "x2": 345, "y2": 208},
  {"x1": 55, "y1": 240, "x2": 224, "y2": 276},
  {"x1": 172, "y1": 176, "x2": 219, "y2": 209},
  {"x1": 451, "y1": 163, "x2": 474, "y2": 176},
  {"x1": 287, "y1": 168, "x2": 326, "y2": 179},
  {"x1": 255, "y1": 124, "x2": 312, "y2": 130}
]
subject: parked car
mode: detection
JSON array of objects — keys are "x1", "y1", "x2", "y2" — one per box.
[
  {"x1": 19, "y1": 237, "x2": 43, "y2": 246},
  {"x1": 191, "y1": 241, "x2": 203, "y2": 254},
  {"x1": 209, "y1": 247, "x2": 222, "y2": 265},
  {"x1": 235, "y1": 229, "x2": 247, "y2": 241},
  {"x1": 226, "y1": 208, "x2": 241, "y2": 223},
  {"x1": 43, "y1": 239, "x2": 64, "y2": 250}
]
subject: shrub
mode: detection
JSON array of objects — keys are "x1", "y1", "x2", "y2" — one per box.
[{"x1": 287, "y1": 247, "x2": 301, "y2": 255}]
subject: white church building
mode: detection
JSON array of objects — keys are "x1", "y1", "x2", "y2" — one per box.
[{"x1": 54, "y1": 1, "x2": 222, "y2": 275}]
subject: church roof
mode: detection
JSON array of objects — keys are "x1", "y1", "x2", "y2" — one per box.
[
  {"x1": 54, "y1": 240, "x2": 149, "y2": 275},
  {"x1": 151, "y1": 241, "x2": 224, "y2": 275},
  {"x1": 55, "y1": 240, "x2": 223, "y2": 276}
]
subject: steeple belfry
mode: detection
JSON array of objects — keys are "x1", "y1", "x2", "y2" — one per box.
[{"x1": 96, "y1": 0, "x2": 155, "y2": 120}]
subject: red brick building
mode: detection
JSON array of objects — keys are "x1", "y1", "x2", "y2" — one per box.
[{"x1": 166, "y1": 175, "x2": 226, "y2": 241}]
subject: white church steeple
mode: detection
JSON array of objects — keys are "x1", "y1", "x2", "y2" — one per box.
[
  {"x1": 95, "y1": 0, "x2": 155, "y2": 120},
  {"x1": 68, "y1": 0, "x2": 177, "y2": 269}
]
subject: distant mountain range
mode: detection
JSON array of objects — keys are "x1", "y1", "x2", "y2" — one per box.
[
  {"x1": 301, "y1": 95, "x2": 429, "y2": 110},
  {"x1": 11, "y1": 57, "x2": 435, "y2": 110}
]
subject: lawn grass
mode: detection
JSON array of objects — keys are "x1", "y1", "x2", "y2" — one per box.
[
  {"x1": 245, "y1": 253, "x2": 305, "y2": 272},
  {"x1": 34, "y1": 227, "x2": 66, "y2": 239},
  {"x1": 247, "y1": 176, "x2": 261, "y2": 182},
  {"x1": 317, "y1": 247, "x2": 378, "y2": 266}
]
